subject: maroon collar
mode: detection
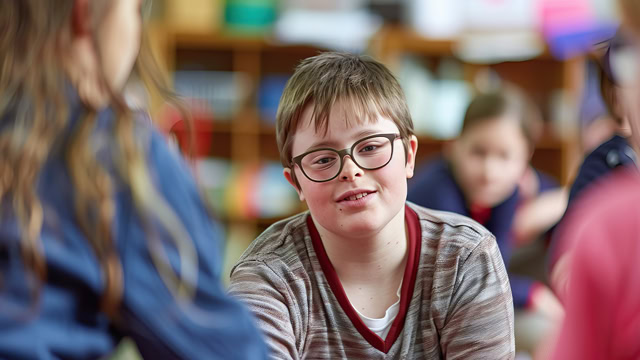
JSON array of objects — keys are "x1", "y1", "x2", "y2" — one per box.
[
  {"x1": 470, "y1": 203, "x2": 492, "y2": 225},
  {"x1": 307, "y1": 204, "x2": 422, "y2": 353}
]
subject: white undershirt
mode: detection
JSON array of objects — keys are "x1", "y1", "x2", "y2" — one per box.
[{"x1": 352, "y1": 282, "x2": 402, "y2": 339}]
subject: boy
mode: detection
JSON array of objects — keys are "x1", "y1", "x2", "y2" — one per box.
[{"x1": 228, "y1": 52, "x2": 515, "y2": 359}]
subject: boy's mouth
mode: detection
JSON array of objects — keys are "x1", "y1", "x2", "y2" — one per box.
[{"x1": 336, "y1": 190, "x2": 376, "y2": 202}]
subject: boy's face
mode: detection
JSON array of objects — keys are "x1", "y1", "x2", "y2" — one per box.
[
  {"x1": 284, "y1": 100, "x2": 418, "y2": 238},
  {"x1": 448, "y1": 116, "x2": 529, "y2": 208}
]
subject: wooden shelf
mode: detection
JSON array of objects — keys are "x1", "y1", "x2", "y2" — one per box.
[
  {"x1": 374, "y1": 26, "x2": 456, "y2": 57},
  {"x1": 149, "y1": 22, "x2": 584, "y2": 239},
  {"x1": 174, "y1": 32, "x2": 267, "y2": 50},
  {"x1": 375, "y1": 26, "x2": 562, "y2": 60},
  {"x1": 172, "y1": 31, "x2": 327, "y2": 54}
]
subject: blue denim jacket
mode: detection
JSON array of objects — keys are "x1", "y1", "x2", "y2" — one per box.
[{"x1": 0, "y1": 100, "x2": 267, "y2": 359}]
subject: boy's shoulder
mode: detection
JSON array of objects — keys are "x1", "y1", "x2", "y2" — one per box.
[
  {"x1": 407, "y1": 202, "x2": 494, "y2": 252},
  {"x1": 233, "y1": 211, "x2": 310, "y2": 268},
  {"x1": 232, "y1": 204, "x2": 495, "y2": 274}
]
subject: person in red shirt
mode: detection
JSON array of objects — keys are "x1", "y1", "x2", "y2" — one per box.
[
  {"x1": 549, "y1": 169, "x2": 640, "y2": 360},
  {"x1": 547, "y1": 0, "x2": 640, "y2": 358}
]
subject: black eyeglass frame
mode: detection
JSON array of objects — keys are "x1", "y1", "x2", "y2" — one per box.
[{"x1": 290, "y1": 133, "x2": 401, "y2": 183}]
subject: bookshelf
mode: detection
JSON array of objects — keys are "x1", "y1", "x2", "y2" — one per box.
[
  {"x1": 147, "y1": 24, "x2": 584, "y2": 241},
  {"x1": 371, "y1": 26, "x2": 583, "y2": 182}
]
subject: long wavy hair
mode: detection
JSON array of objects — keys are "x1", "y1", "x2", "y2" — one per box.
[
  {"x1": 620, "y1": 0, "x2": 640, "y2": 33},
  {"x1": 0, "y1": 0, "x2": 195, "y2": 317}
]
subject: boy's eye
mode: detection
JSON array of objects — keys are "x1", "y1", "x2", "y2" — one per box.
[
  {"x1": 356, "y1": 140, "x2": 385, "y2": 154},
  {"x1": 315, "y1": 157, "x2": 335, "y2": 165},
  {"x1": 304, "y1": 151, "x2": 339, "y2": 168},
  {"x1": 471, "y1": 147, "x2": 486, "y2": 157}
]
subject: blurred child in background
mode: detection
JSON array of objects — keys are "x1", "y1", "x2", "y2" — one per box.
[
  {"x1": 543, "y1": 1, "x2": 640, "y2": 356},
  {"x1": 549, "y1": 28, "x2": 637, "y2": 299},
  {"x1": 568, "y1": 33, "x2": 636, "y2": 204},
  {"x1": 0, "y1": 0, "x2": 267, "y2": 358},
  {"x1": 578, "y1": 61, "x2": 627, "y2": 154},
  {"x1": 408, "y1": 89, "x2": 566, "y2": 355}
]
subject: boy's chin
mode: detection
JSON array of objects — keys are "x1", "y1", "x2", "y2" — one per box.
[
  {"x1": 338, "y1": 211, "x2": 404, "y2": 237},
  {"x1": 321, "y1": 216, "x2": 384, "y2": 238}
]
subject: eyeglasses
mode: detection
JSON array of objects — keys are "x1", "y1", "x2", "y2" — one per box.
[{"x1": 291, "y1": 133, "x2": 401, "y2": 183}]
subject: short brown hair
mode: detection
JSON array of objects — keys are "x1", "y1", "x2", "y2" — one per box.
[
  {"x1": 598, "y1": 64, "x2": 625, "y2": 125},
  {"x1": 619, "y1": 0, "x2": 640, "y2": 34},
  {"x1": 461, "y1": 87, "x2": 543, "y2": 150},
  {"x1": 276, "y1": 52, "x2": 414, "y2": 170}
]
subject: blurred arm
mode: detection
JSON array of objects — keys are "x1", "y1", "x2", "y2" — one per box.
[{"x1": 513, "y1": 188, "x2": 568, "y2": 247}]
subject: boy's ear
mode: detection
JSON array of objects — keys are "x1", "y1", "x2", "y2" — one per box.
[
  {"x1": 283, "y1": 168, "x2": 305, "y2": 202},
  {"x1": 405, "y1": 135, "x2": 419, "y2": 179}
]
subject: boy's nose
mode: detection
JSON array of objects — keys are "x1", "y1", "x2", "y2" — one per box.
[{"x1": 339, "y1": 156, "x2": 362, "y2": 181}]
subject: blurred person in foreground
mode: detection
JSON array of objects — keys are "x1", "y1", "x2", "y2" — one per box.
[
  {"x1": 545, "y1": 0, "x2": 640, "y2": 358},
  {"x1": 0, "y1": 0, "x2": 267, "y2": 358},
  {"x1": 548, "y1": 27, "x2": 638, "y2": 300}
]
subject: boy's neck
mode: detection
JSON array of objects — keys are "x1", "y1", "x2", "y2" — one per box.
[{"x1": 313, "y1": 207, "x2": 408, "y2": 285}]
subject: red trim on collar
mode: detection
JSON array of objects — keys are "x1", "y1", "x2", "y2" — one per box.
[
  {"x1": 307, "y1": 204, "x2": 421, "y2": 353},
  {"x1": 470, "y1": 203, "x2": 492, "y2": 225}
]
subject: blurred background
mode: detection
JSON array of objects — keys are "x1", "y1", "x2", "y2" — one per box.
[
  {"x1": 136, "y1": 0, "x2": 619, "y2": 289},
  {"x1": 109, "y1": 0, "x2": 624, "y2": 358}
]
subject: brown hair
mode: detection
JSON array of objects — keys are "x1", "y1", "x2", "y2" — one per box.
[
  {"x1": 276, "y1": 52, "x2": 414, "y2": 182},
  {"x1": 461, "y1": 88, "x2": 543, "y2": 151},
  {"x1": 619, "y1": 0, "x2": 640, "y2": 34},
  {"x1": 598, "y1": 64, "x2": 625, "y2": 125},
  {"x1": 617, "y1": 0, "x2": 640, "y2": 149},
  {"x1": 0, "y1": 0, "x2": 194, "y2": 317}
]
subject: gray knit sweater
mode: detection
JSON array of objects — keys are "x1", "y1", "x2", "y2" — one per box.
[{"x1": 229, "y1": 203, "x2": 515, "y2": 359}]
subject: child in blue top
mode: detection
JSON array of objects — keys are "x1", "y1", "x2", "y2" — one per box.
[
  {"x1": 408, "y1": 89, "x2": 566, "y2": 353},
  {"x1": 549, "y1": 28, "x2": 637, "y2": 298},
  {"x1": 0, "y1": 0, "x2": 267, "y2": 358},
  {"x1": 570, "y1": 30, "x2": 637, "y2": 204},
  {"x1": 547, "y1": 1, "x2": 640, "y2": 357}
]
